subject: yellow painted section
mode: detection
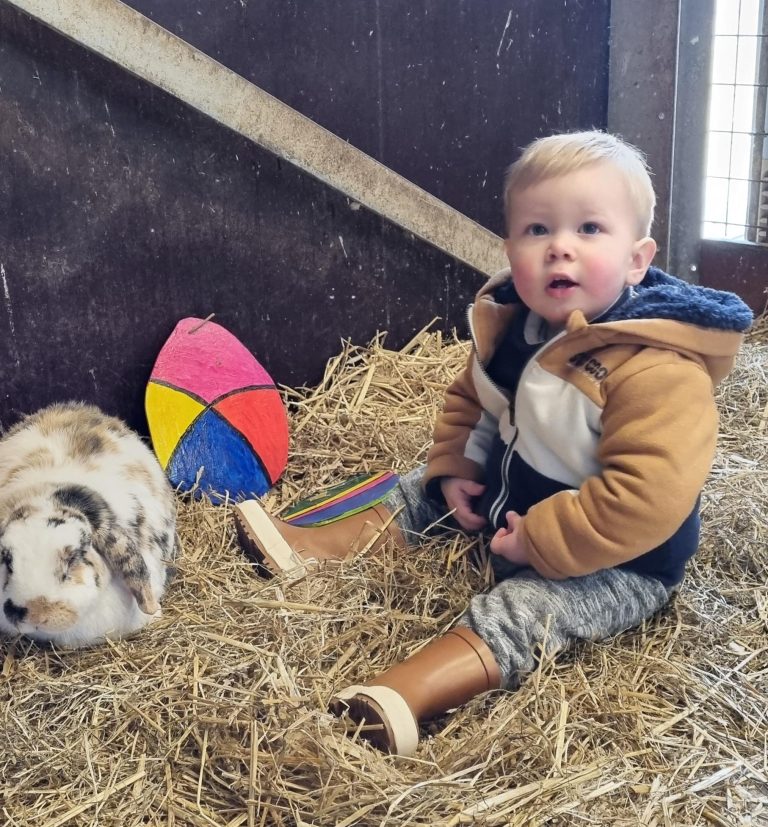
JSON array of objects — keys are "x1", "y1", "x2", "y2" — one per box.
[{"x1": 145, "y1": 382, "x2": 205, "y2": 468}]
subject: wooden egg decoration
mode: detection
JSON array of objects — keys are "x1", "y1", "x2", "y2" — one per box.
[{"x1": 146, "y1": 318, "x2": 289, "y2": 502}]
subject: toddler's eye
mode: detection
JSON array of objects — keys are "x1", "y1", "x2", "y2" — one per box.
[
  {"x1": 580, "y1": 222, "x2": 600, "y2": 235},
  {"x1": 526, "y1": 224, "x2": 548, "y2": 236}
]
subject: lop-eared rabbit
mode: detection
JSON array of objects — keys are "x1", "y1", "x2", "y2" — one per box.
[{"x1": 0, "y1": 402, "x2": 177, "y2": 647}]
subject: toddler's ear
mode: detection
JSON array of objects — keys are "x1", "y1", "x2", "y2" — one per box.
[{"x1": 627, "y1": 236, "x2": 657, "y2": 285}]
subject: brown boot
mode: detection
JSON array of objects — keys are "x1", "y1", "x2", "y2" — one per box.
[
  {"x1": 232, "y1": 500, "x2": 404, "y2": 579},
  {"x1": 329, "y1": 627, "x2": 501, "y2": 756}
]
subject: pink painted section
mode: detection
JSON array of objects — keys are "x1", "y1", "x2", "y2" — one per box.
[{"x1": 151, "y1": 318, "x2": 274, "y2": 403}]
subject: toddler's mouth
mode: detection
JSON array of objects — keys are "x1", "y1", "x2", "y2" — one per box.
[{"x1": 547, "y1": 276, "x2": 578, "y2": 292}]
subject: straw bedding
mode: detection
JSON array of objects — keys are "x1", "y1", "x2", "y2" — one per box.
[{"x1": 1, "y1": 318, "x2": 766, "y2": 826}]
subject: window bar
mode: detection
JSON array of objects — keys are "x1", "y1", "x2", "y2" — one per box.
[{"x1": 750, "y1": 3, "x2": 768, "y2": 242}]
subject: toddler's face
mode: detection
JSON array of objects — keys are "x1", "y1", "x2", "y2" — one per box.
[{"x1": 504, "y1": 162, "x2": 656, "y2": 327}]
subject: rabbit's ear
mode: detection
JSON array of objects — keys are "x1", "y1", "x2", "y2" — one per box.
[
  {"x1": 94, "y1": 531, "x2": 159, "y2": 615},
  {"x1": 52, "y1": 485, "x2": 159, "y2": 614}
]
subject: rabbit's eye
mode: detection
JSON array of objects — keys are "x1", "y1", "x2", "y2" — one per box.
[
  {"x1": 0, "y1": 547, "x2": 11, "y2": 588},
  {"x1": 0, "y1": 548, "x2": 12, "y2": 574},
  {"x1": 62, "y1": 547, "x2": 81, "y2": 576},
  {"x1": 61, "y1": 544, "x2": 92, "y2": 584}
]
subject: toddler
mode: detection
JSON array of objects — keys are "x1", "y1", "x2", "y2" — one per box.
[{"x1": 234, "y1": 131, "x2": 753, "y2": 756}]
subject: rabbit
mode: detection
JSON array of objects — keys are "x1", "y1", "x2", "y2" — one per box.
[{"x1": 0, "y1": 401, "x2": 177, "y2": 648}]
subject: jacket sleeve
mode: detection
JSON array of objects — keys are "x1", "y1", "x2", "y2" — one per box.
[
  {"x1": 520, "y1": 358, "x2": 718, "y2": 579},
  {"x1": 422, "y1": 352, "x2": 494, "y2": 494}
]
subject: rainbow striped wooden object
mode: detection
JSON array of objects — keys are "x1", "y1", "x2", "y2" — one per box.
[
  {"x1": 146, "y1": 317, "x2": 289, "y2": 502},
  {"x1": 282, "y1": 471, "x2": 399, "y2": 526}
]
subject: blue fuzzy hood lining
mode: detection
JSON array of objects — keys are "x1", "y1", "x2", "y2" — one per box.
[
  {"x1": 605, "y1": 267, "x2": 753, "y2": 331},
  {"x1": 493, "y1": 267, "x2": 753, "y2": 333}
]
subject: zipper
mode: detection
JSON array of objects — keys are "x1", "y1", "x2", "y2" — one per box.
[
  {"x1": 484, "y1": 328, "x2": 566, "y2": 528},
  {"x1": 489, "y1": 430, "x2": 518, "y2": 527}
]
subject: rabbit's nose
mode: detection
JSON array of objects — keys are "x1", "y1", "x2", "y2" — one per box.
[{"x1": 3, "y1": 598, "x2": 27, "y2": 624}]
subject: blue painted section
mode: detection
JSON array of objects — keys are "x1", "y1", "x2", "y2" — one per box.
[{"x1": 167, "y1": 408, "x2": 270, "y2": 501}]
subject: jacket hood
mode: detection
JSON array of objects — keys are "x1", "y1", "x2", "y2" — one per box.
[
  {"x1": 484, "y1": 266, "x2": 752, "y2": 332},
  {"x1": 605, "y1": 267, "x2": 753, "y2": 331},
  {"x1": 480, "y1": 266, "x2": 753, "y2": 385}
]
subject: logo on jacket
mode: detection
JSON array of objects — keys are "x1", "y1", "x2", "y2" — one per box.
[{"x1": 569, "y1": 352, "x2": 608, "y2": 381}]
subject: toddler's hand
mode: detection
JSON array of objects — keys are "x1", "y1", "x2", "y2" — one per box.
[
  {"x1": 490, "y1": 510, "x2": 529, "y2": 564},
  {"x1": 440, "y1": 477, "x2": 487, "y2": 531}
]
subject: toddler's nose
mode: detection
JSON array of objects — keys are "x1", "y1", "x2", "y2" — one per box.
[{"x1": 546, "y1": 233, "x2": 575, "y2": 260}]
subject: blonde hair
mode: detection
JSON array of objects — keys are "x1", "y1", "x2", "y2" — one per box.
[{"x1": 503, "y1": 131, "x2": 656, "y2": 237}]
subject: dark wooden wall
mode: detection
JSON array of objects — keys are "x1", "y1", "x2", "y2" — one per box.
[
  {"x1": 0, "y1": 0, "x2": 610, "y2": 431},
  {"x1": 124, "y1": 0, "x2": 610, "y2": 236}
]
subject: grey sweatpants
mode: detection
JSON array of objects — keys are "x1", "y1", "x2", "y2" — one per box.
[{"x1": 383, "y1": 467, "x2": 673, "y2": 689}]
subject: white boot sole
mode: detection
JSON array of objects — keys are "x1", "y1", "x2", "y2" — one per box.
[
  {"x1": 331, "y1": 684, "x2": 419, "y2": 756},
  {"x1": 233, "y1": 500, "x2": 308, "y2": 579}
]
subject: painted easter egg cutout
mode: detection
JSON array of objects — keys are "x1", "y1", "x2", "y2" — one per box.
[{"x1": 146, "y1": 317, "x2": 289, "y2": 502}]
